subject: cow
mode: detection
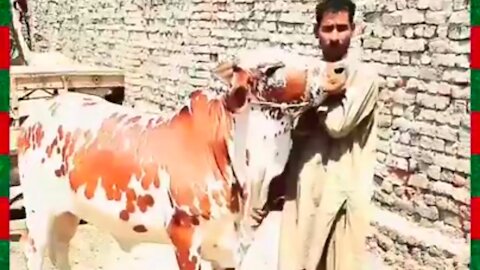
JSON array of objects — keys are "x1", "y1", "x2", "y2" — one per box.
[{"x1": 16, "y1": 48, "x2": 331, "y2": 270}]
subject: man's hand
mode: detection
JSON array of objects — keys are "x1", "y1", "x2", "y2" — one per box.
[
  {"x1": 322, "y1": 62, "x2": 348, "y2": 96},
  {"x1": 248, "y1": 195, "x2": 286, "y2": 228},
  {"x1": 250, "y1": 208, "x2": 268, "y2": 228}
]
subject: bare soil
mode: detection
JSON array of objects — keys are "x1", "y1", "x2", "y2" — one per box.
[
  {"x1": 10, "y1": 212, "x2": 388, "y2": 270},
  {"x1": 9, "y1": 213, "x2": 281, "y2": 270}
]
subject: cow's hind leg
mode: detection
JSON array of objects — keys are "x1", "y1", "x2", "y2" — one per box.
[
  {"x1": 21, "y1": 207, "x2": 55, "y2": 270},
  {"x1": 48, "y1": 212, "x2": 80, "y2": 270}
]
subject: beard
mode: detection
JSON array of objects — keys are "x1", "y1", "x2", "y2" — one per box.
[{"x1": 319, "y1": 39, "x2": 351, "y2": 62}]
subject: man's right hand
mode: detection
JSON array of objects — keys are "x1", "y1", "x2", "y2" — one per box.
[{"x1": 322, "y1": 62, "x2": 347, "y2": 95}]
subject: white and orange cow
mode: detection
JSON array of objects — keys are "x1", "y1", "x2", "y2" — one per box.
[{"x1": 16, "y1": 48, "x2": 330, "y2": 270}]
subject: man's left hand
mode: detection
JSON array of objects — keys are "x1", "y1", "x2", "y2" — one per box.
[{"x1": 322, "y1": 62, "x2": 348, "y2": 96}]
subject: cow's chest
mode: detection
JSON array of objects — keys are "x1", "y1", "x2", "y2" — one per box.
[{"x1": 69, "y1": 175, "x2": 175, "y2": 243}]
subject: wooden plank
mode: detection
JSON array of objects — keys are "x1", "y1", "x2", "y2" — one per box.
[
  {"x1": 10, "y1": 219, "x2": 26, "y2": 231},
  {"x1": 10, "y1": 63, "x2": 125, "y2": 92},
  {"x1": 10, "y1": 60, "x2": 125, "y2": 91},
  {"x1": 10, "y1": 64, "x2": 124, "y2": 77},
  {"x1": 12, "y1": 74, "x2": 124, "y2": 91}
]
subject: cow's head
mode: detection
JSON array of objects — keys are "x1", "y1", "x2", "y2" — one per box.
[{"x1": 213, "y1": 48, "x2": 340, "y2": 226}]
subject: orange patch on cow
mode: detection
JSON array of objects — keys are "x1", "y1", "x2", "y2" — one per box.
[
  {"x1": 46, "y1": 138, "x2": 58, "y2": 158},
  {"x1": 261, "y1": 68, "x2": 308, "y2": 103},
  {"x1": 119, "y1": 210, "x2": 130, "y2": 221},
  {"x1": 133, "y1": 224, "x2": 148, "y2": 233},
  {"x1": 60, "y1": 91, "x2": 238, "y2": 222},
  {"x1": 137, "y1": 194, "x2": 155, "y2": 212},
  {"x1": 17, "y1": 123, "x2": 45, "y2": 154},
  {"x1": 125, "y1": 189, "x2": 137, "y2": 213},
  {"x1": 229, "y1": 181, "x2": 244, "y2": 213},
  {"x1": 58, "y1": 126, "x2": 64, "y2": 140}
]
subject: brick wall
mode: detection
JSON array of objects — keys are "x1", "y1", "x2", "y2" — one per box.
[
  {"x1": 361, "y1": 0, "x2": 470, "y2": 268},
  {"x1": 27, "y1": 0, "x2": 470, "y2": 268},
  {"x1": 29, "y1": 0, "x2": 339, "y2": 113}
]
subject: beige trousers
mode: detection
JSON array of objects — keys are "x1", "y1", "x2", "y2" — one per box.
[{"x1": 278, "y1": 134, "x2": 371, "y2": 270}]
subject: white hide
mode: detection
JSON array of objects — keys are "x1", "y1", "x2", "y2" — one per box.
[
  {"x1": 226, "y1": 103, "x2": 295, "y2": 267},
  {"x1": 228, "y1": 105, "x2": 292, "y2": 210}
]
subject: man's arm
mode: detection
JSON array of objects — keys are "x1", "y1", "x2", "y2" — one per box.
[{"x1": 320, "y1": 69, "x2": 379, "y2": 138}]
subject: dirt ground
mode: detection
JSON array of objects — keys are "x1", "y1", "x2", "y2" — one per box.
[
  {"x1": 9, "y1": 212, "x2": 282, "y2": 270},
  {"x1": 9, "y1": 212, "x2": 388, "y2": 270}
]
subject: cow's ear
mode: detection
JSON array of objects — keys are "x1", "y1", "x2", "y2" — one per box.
[
  {"x1": 213, "y1": 61, "x2": 236, "y2": 85},
  {"x1": 225, "y1": 85, "x2": 249, "y2": 113}
]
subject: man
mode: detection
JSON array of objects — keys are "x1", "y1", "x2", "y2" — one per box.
[{"x1": 276, "y1": 0, "x2": 380, "y2": 269}]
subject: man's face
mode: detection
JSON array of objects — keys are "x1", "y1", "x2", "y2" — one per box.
[{"x1": 316, "y1": 10, "x2": 355, "y2": 62}]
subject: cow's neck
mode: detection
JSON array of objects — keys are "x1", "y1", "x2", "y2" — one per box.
[
  {"x1": 171, "y1": 90, "x2": 244, "y2": 215},
  {"x1": 225, "y1": 103, "x2": 294, "y2": 262},
  {"x1": 227, "y1": 104, "x2": 293, "y2": 215}
]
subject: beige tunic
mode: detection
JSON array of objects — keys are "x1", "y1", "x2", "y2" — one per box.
[{"x1": 278, "y1": 57, "x2": 380, "y2": 270}]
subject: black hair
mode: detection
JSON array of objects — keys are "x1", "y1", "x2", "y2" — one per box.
[{"x1": 314, "y1": 0, "x2": 357, "y2": 34}]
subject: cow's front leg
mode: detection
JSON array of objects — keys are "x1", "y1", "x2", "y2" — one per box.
[{"x1": 168, "y1": 215, "x2": 202, "y2": 270}]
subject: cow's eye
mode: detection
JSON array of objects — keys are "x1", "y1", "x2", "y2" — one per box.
[
  {"x1": 334, "y1": 68, "x2": 345, "y2": 74},
  {"x1": 264, "y1": 66, "x2": 282, "y2": 78}
]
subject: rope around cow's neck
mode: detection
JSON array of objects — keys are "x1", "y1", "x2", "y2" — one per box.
[
  {"x1": 249, "y1": 99, "x2": 313, "y2": 120},
  {"x1": 249, "y1": 100, "x2": 310, "y2": 110}
]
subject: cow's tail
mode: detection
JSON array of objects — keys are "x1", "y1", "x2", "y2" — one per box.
[{"x1": 17, "y1": 115, "x2": 29, "y2": 127}]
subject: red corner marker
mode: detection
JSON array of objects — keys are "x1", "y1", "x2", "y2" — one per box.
[
  {"x1": 0, "y1": 197, "x2": 8, "y2": 240},
  {"x1": 472, "y1": 26, "x2": 480, "y2": 69},
  {"x1": 473, "y1": 113, "x2": 480, "y2": 155},
  {"x1": 473, "y1": 198, "x2": 480, "y2": 240},
  {"x1": 0, "y1": 27, "x2": 9, "y2": 70},
  {"x1": 0, "y1": 113, "x2": 8, "y2": 155}
]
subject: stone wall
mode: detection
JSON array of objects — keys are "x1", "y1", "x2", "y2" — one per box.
[{"x1": 27, "y1": 0, "x2": 470, "y2": 268}]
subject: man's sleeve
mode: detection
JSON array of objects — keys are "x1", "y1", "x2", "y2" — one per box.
[{"x1": 320, "y1": 69, "x2": 379, "y2": 138}]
